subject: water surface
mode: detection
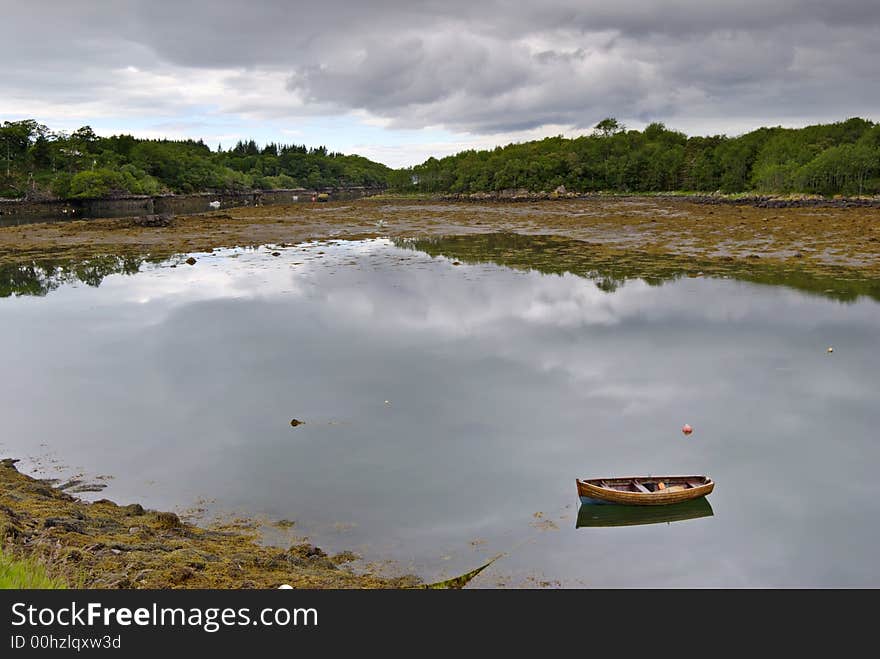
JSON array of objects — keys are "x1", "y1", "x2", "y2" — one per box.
[{"x1": 2, "y1": 235, "x2": 878, "y2": 587}]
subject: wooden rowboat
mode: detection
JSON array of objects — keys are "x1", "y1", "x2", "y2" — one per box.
[
  {"x1": 577, "y1": 475, "x2": 713, "y2": 506},
  {"x1": 576, "y1": 497, "x2": 714, "y2": 528}
]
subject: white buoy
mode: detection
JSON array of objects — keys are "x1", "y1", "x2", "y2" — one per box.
[
  {"x1": 278, "y1": 584, "x2": 293, "y2": 589},
  {"x1": 209, "y1": 200, "x2": 221, "y2": 209}
]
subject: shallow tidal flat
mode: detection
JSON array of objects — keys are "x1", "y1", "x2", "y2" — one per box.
[{"x1": 2, "y1": 197, "x2": 880, "y2": 281}]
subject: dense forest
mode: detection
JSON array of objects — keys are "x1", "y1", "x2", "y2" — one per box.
[
  {"x1": 391, "y1": 117, "x2": 880, "y2": 197},
  {"x1": 4, "y1": 117, "x2": 879, "y2": 200},
  {"x1": 0, "y1": 120, "x2": 392, "y2": 199}
]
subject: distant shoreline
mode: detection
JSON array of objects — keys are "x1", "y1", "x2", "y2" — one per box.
[
  {"x1": 378, "y1": 190, "x2": 880, "y2": 209},
  {"x1": 0, "y1": 186, "x2": 385, "y2": 227}
]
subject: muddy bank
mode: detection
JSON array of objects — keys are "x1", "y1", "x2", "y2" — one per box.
[
  {"x1": 1, "y1": 197, "x2": 878, "y2": 280},
  {"x1": 0, "y1": 458, "x2": 417, "y2": 589}
]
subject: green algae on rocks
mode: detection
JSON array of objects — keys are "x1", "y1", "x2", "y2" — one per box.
[{"x1": 0, "y1": 458, "x2": 417, "y2": 589}]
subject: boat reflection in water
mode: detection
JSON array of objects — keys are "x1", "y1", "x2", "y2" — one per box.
[{"x1": 576, "y1": 497, "x2": 714, "y2": 528}]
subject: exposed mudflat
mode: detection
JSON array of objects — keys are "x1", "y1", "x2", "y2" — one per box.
[{"x1": 2, "y1": 197, "x2": 878, "y2": 280}]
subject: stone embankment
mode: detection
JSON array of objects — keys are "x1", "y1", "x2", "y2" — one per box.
[{"x1": 0, "y1": 186, "x2": 385, "y2": 226}]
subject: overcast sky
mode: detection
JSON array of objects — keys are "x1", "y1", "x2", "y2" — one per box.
[{"x1": 2, "y1": 1, "x2": 879, "y2": 166}]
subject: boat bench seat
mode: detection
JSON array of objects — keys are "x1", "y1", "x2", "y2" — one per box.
[{"x1": 631, "y1": 481, "x2": 651, "y2": 493}]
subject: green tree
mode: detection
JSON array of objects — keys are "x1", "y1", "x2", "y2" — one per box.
[{"x1": 594, "y1": 117, "x2": 625, "y2": 138}]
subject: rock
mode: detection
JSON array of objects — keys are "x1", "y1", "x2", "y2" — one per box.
[
  {"x1": 330, "y1": 550, "x2": 359, "y2": 565},
  {"x1": 26, "y1": 483, "x2": 57, "y2": 498},
  {"x1": 122, "y1": 503, "x2": 145, "y2": 516},
  {"x1": 62, "y1": 548, "x2": 83, "y2": 563},
  {"x1": 153, "y1": 512, "x2": 182, "y2": 529},
  {"x1": 272, "y1": 252, "x2": 281, "y2": 256},
  {"x1": 185, "y1": 257, "x2": 197, "y2": 265},
  {"x1": 554, "y1": 185, "x2": 567, "y2": 194},
  {"x1": 132, "y1": 213, "x2": 174, "y2": 227},
  {"x1": 43, "y1": 518, "x2": 86, "y2": 534},
  {"x1": 0, "y1": 519, "x2": 25, "y2": 540},
  {"x1": 129, "y1": 526, "x2": 141, "y2": 534},
  {"x1": 68, "y1": 483, "x2": 107, "y2": 493},
  {"x1": 288, "y1": 543, "x2": 326, "y2": 559}
]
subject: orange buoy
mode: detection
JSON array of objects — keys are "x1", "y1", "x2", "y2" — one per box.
[{"x1": 682, "y1": 424, "x2": 693, "y2": 436}]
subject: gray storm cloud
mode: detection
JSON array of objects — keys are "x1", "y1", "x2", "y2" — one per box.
[{"x1": 2, "y1": 0, "x2": 879, "y2": 134}]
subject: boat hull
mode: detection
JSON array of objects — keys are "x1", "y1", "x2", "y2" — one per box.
[{"x1": 576, "y1": 475, "x2": 714, "y2": 506}]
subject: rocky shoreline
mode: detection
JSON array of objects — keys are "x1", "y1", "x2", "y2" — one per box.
[
  {"x1": 433, "y1": 189, "x2": 880, "y2": 208},
  {"x1": 0, "y1": 458, "x2": 418, "y2": 589}
]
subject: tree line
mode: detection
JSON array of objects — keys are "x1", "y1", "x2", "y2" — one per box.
[
  {"x1": 391, "y1": 117, "x2": 880, "y2": 197},
  {"x1": 4, "y1": 117, "x2": 879, "y2": 200},
  {"x1": 0, "y1": 120, "x2": 391, "y2": 199}
]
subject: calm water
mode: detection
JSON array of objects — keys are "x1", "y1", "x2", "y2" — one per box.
[{"x1": 2, "y1": 236, "x2": 879, "y2": 587}]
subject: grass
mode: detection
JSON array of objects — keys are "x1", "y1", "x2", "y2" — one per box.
[{"x1": 0, "y1": 549, "x2": 68, "y2": 589}]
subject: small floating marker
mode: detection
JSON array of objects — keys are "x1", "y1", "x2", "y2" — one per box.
[
  {"x1": 290, "y1": 419, "x2": 304, "y2": 427},
  {"x1": 682, "y1": 424, "x2": 693, "y2": 436},
  {"x1": 827, "y1": 346, "x2": 834, "y2": 353},
  {"x1": 272, "y1": 252, "x2": 280, "y2": 256},
  {"x1": 384, "y1": 400, "x2": 391, "y2": 406}
]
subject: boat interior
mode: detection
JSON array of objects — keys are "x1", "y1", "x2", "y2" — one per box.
[{"x1": 589, "y1": 477, "x2": 708, "y2": 494}]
